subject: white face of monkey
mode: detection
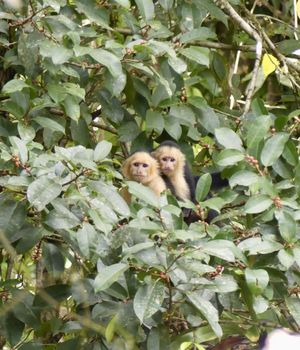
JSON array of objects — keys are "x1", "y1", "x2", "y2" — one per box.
[
  {"x1": 122, "y1": 152, "x2": 158, "y2": 184},
  {"x1": 130, "y1": 161, "x2": 150, "y2": 182},
  {"x1": 152, "y1": 146, "x2": 184, "y2": 176},
  {"x1": 159, "y1": 155, "x2": 176, "y2": 175}
]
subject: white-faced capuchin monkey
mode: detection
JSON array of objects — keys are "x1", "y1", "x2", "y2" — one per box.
[
  {"x1": 121, "y1": 152, "x2": 166, "y2": 202},
  {"x1": 152, "y1": 140, "x2": 229, "y2": 224},
  {"x1": 151, "y1": 141, "x2": 196, "y2": 203}
]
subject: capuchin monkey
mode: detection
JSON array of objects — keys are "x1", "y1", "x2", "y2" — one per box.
[
  {"x1": 151, "y1": 141, "x2": 196, "y2": 202},
  {"x1": 152, "y1": 140, "x2": 229, "y2": 224},
  {"x1": 122, "y1": 152, "x2": 166, "y2": 202}
]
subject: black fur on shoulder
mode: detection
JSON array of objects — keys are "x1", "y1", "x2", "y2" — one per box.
[{"x1": 156, "y1": 141, "x2": 196, "y2": 203}]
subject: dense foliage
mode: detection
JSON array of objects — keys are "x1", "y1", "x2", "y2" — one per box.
[{"x1": 1, "y1": 0, "x2": 300, "y2": 349}]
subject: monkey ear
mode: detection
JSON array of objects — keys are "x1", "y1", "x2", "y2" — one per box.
[{"x1": 122, "y1": 158, "x2": 130, "y2": 179}]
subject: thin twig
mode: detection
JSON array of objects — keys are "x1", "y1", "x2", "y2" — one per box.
[
  {"x1": 190, "y1": 41, "x2": 257, "y2": 52},
  {"x1": 293, "y1": 0, "x2": 299, "y2": 40},
  {"x1": 9, "y1": 7, "x2": 49, "y2": 28},
  {"x1": 216, "y1": 0, "x2": 262, "y2": 116},
  {"x1": 91, "y1": 121, "x2": 118, "y2": 135}
]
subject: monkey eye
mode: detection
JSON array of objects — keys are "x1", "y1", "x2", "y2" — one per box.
[
  {"x1": 142, "y1": 163, "x2": 149, "y2": 168},
  {"x1": 170, "y1": 157, "x2": 175, "y2": 162},
  {"x1": 133, "y1": 162, "x2": 139, "y2": 167},
  {"x1": 162, "y1": 157, "x2": 168, "y2": 162}
]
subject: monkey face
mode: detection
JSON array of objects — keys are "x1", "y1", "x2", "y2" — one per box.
[
  {"x1": 152, "y1": 146, "x2": 185, "y2": 177},
  {"x1": 130, "y1": 161, "x2": 150, "y2": 182},
  {"x1": 159, "y1": 156, "x2": 176, "y2": 175},
  {"x1": 122, "y1": 152, "x2": 158, "y2": 184}
]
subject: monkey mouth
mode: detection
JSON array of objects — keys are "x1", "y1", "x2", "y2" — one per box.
[{"x1": 134, "y1": 175, "x2": 146, "y2": 181}]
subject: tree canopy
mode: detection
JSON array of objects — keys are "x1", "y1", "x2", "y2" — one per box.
[{"x1": 1, "y1": 0, "x2": 300, "y2": 349}]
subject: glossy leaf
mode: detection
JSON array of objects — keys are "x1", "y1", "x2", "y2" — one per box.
[
  {"x1": 216, "y1": 149, "x2": 244, "y2": 167},
  {"x1": 244, "y1": 195, "x2": 273, "y2": 214},
  {"x1": 94, "y1": 140, "x2": 112, "y2": 161},
  {"x1": 215, "y1": 127, "x2": 244, "y2": 151},
  {"x1": 245, "y1": 268, "x2": 269, "y2": 295},
  {"x1": 133, "y1": 280, "x2": 165, "y2": 323},
  {"x1": 135, "y1": 0, "x2": 154, "y2": 21},
  {"x1": 261, "y1": 133, "x2": 289, "y2": 166},
  {"x1": 94, "y1": 263, "x2": 128, "y2": 292},
  {"x1": 187, "y1": 292, "x2": 222, "y2": 337},
  {"x1": 27, "y1": 177, "x2": 62, "y2": 211},
  {"x1": 196, "y1": 173, "x2": 212, "y2": 202}
]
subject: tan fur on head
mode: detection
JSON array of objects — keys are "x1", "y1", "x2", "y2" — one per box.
[
  {"x1": 122, "y1": 152, "x2": 166, "y2": 198},
  {"x1": 151, "y1": 146, "x2": 186, "y2": 176},
  {"x1": 122, "y1": 152, "x2": 158, "y2": 184},
  {"x1": 152, "y1": 145, "x2": 190, "y2": 201}
]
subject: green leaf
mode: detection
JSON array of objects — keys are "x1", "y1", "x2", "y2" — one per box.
[
  {"x1": 170, "y1": 105, "x2": 195, "y2": 126},
  {"x1": 180, "y1": 28, "x2": 217, "y2": 44},
  {"x1": 245, "y1": 115, "x2": 272, "y2": 150},
  {"x1": 187, "y1": 292, "x2": 222, "y2": 337},
  {"x1": 63, "y1": 95, "x2": 80, "y2": 121},
  {"x1": 244, "y1": 195, "x2": 273, "y2": 214},
  {"x1": 253, "y1": 295, "x2": 269, "y2": 314},
  {"x1": 278, "y1": 249, "x2": 294, "y2": 269},
  {"x1": 112, "y1": 0, "x2": 130, "y2": 8},
  {"x1": 285, "y1": 296, "x2": 300, "y2": 326},
  {"x1": 44, "y1": 242, "x2": 65, "y2": 279},
  {"x1": 34, "y1": 116, "x2": 65, "y2": 134},
  {"x1": 195, "y1": 0, "x2": 228, "y2": 27},
  {"x1": 27, "y1": 177, "x2": 62, "y2": 211},
  {"x1": 135, "y1": 0, "x2": 155, "y2": 21},
  {"x1": 164, "y1": 118, "x2": 182, "y2": 140},
  {"x1": 212, "y1": 275, "x2": 239, "y2": 293},
  {"x1": 203, "y1": 240, "x2": 235, "y2": 262},
  {"x1": 3, "y1": 312, "x2": 24, "y2": 346},
  {"x1": 229, "y1": 170, "x2": 259, "y2": 187},
  {"x1": 18, "y1": 123, "x2": 36, "y2": 141},
  {"x1": 76, "y1": 222, "x2": 97, "y2": 259},
  {"x1": 133, "y1": 280, "x2": 165, "y2": 323},
  {"x1": 105, "y1": 314, "x2": 118, "y2": 343},
  {"x1": 216, "y1": 149, "x2": 244, "y2": 167},
  {"x1": 196, "y1": 173, "x2": 212, "y2": 202},
  {"x1": 245, "y1": 268, "x2": 269, "y2": 295},
  {"x1": 127, "y1": 181, "x2": 160, "y2": 207},
  {"x1": 261, "y1": 133, "x2": 289, "y2": 166},
  {"x1": 215, "y1": 127, "x2": 244, "y2": 151},
  {"x1": 75, "y1": 0, "x2": 110, "y2": 28},
  {"x1": 277, "y1": 39, "x2": 300, "y2": 54},
  {"x1": 158, "y1": 0, "x2": 174, "y2": 11},
  {"x1": 282, "y1": 140, "x2": 298, "y2": 166},
  {"x1": 238, "y1": 237, "x2": 283, "y2": 255},
  {"x1": 0, "y1": 194, "x2": 26, "y2": 239},
  {"x1": 39, "y1": 40, "x2": 72, "y2": 64},
  {"x1": 63, "y1": 83, "x2": 85, "y2": 100},
  {"x1": 9, "y1": 136, "x2": 28, "y2": 163},
  {"x1": 90, "y1": 180, "x2": 130, "y2": 217},
  {"x1": 94, "y1": 140, "x2": 112, "y2": 161},
  {"x1": 180, "y1": 47, "x2": 210, "y2": 67},
  {"x1": 94, "y1": 263, "x2": 128, "y2": 292},
  {"x1": 2, "y1": 79, "x2": 30, "y2": 94},
  {"x1": 275, "y1": 210, "x2": 297, "y2": 243},
  {"x1": 45, "y1": 199, "x2": 80, "y2": 230},
  {"x1": 146, "y1": 111, "x2": 165, "y2": 135}
]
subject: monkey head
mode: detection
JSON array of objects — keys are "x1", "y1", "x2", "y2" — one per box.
[
  {"x1": 122, "y1": 152, "x2": 159, "y2": 185},
  {"x1": 152, "y1": 146, "x2": 186, "y2": 177}
]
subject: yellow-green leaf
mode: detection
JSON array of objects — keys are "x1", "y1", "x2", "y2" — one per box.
[
  {"x1": 262, "y1": 54, "x2": 280, "y2": 78},
  {"x1": 297, "y1": 0, "x2": 300, "y2": 19}
]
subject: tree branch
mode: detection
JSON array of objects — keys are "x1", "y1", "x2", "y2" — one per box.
[
  {"x1": 91, "y1": 121, "x2": 118, "y2": 135},
  {"x1": 216, "y1": 0, "x2": 263, "y2": 116}
]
